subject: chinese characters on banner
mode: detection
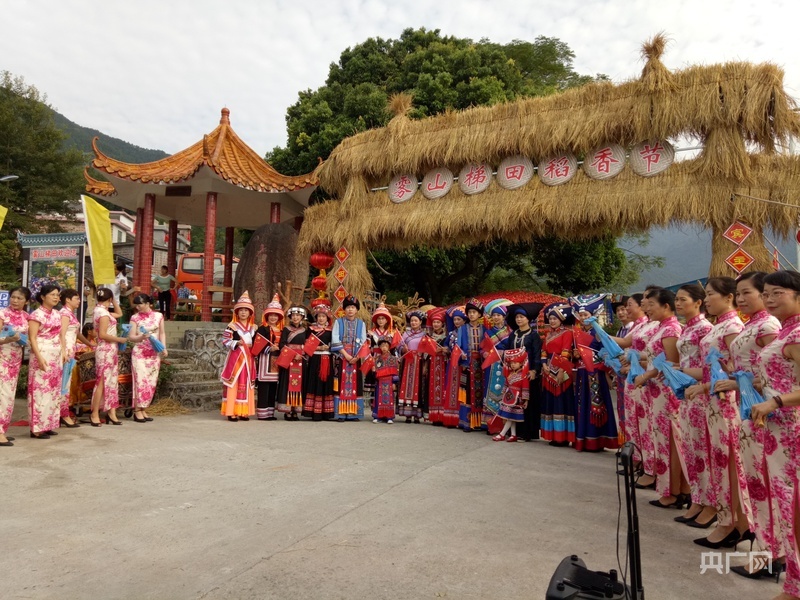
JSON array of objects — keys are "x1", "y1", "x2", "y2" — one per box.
[
  {"x1": 538, "y1": 154, "x2": 577, "y2": 186},
  {"x1": 388, "y1": 174, "x2": 418, "y2": 203},
  {"x1": 722, "y1": 221, "x2": 755, "y2": 273},
  {"x1": 630, "y1": 140, "x2": 675, "y2": 176},
  {"x1": 583, "y1": 144, "x2": 626, "y2": 180},
  {"x1": 497, "y1": 155, "x2": 534, "y2": 189},
  {"x1": 458, "y1": 162, "x2": 492, "y2": 195},
  {"x1": 333, "y1": 246, "x2": 350, "y2": 317},
  {"x1": 421, "y1": 168, "x2": 454, "y2": 199},
  {"x1": 384, "y1": 139, "x2": 675, "y2": 200}
]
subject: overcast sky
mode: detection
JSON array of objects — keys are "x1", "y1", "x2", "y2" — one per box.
[{"x1": 2, "y1": 0, "x2": 797, "y2": 158}]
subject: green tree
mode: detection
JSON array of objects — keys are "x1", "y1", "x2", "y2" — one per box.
[
  {"x1": 266, "y1": 29, "x2": 653, "y2": 300},
  {"x1": 0, "y1": 72, "x2": 85, "y2": 282}
]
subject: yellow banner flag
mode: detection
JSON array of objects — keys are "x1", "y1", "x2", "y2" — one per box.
[
  {"x1": 81, "y1": 194, "x2": 115, "y2": 285},
  {"x1": 0, "y1": 204, "x2": 7, "y2": 231}
]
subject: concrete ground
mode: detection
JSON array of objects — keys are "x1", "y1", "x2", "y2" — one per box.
[{"x1": 1, "y1": 402, "x2": 775, "y2": 600}]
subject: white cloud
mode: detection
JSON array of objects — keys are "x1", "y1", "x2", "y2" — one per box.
[{"x1": 1, "y1": 0, "x2": 797, "y2": 157}]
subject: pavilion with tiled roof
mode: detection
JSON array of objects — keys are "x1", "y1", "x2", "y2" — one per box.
[{"x1": 85, "y1": 107, "x2": 319, "y2": 321}]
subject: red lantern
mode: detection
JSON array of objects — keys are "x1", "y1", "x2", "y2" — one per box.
[
  {"x1": 795, "y1": 229, "x2": 800, "y2": 244},
  {"x1": 311, "y1": 276, "x2": 327, "y2": 291},
  {"x1": 310, "y1": 252, "x2": 335, "y2": 271}
]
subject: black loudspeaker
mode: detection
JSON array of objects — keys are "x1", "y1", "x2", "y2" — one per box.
[{"x1": 545, "y1": 442, "x2": 644, "y2": 599}]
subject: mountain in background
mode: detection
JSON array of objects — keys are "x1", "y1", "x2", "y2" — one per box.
[{"x1": 51, "y1": 109, "x2": 168, "y2": 164}]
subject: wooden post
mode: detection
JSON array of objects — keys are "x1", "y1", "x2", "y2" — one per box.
[
  {"x1": 223, "y1": 226, "x2": 234, "y2": 308},
  {"x1": 167, "y1": 219, "x2": 178, "y2": 275},
  {"x1": 294, "y1": 216, "x2": 304, "y2": 231},
  {"x1": 134, "y1": 207, "x2": 144, "y2": 289},
  {"x1": 141, "y1": 194, "x2": 156, "y2": 290},
  {"x1": 201, "y1": 192, "x2": 217, "y2": 322}
]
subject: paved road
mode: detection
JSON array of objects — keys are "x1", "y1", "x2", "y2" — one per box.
[{"x1": 1, "y1": 408, "x2": 772, "y2": 599}]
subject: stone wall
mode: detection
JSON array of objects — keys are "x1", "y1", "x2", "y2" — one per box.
[{"x1": 182, "y1": 325, "x2": 228, "y2": 377}]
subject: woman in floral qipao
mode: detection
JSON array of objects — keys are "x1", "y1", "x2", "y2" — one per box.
[
  {"x1": 28, "y1": 284, "x2": 64, "y2": 439},
  {"x1": 127, "y1": 293, "x2": 168, "y2": 423},
  {"x1": 0, "y1": 287, "x2": 30, "y2": 446}
]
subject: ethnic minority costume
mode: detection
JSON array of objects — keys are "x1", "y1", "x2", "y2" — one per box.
[
  {"x1": 0, "y1": 307, "x2": 28, "y2": 436},
  {"x1": 331, "y1": 297, "x2": 367, "y2": 421},
  {"x1": 426, "y1": 307, "x2": 449, "y2": 426},
  {"x1": 457, "y1": 299, "x2": 487, "y2": 431},
  {"x1": 441, "y1": 306, "x2": 466, "y2": 428},
  {"x1": 365, "y1": 302, "x2": 400, "y2": 404},
  {"x1": 303, "y1": 300, "x2": 335, "y2": 421},
  {"x1": 398, "y1": 313, "x2": 428, "y2": 420},
  {"x1": 373, "y1": 347, "x2": 399, "y2": 421},
  {"x1": 571, "y1": 296, "x2": 619, "y2": 452},
  {"x1": 276, "y1": 306, "x2": 307, "y2": 417},
  {"x1": 255, "y1": 294, "x2": 284, "y2": 420},
  {"x1": 540, "y1": 303, "x2": 577, "y2": 444},
  {"x1": 482, "y1": 300, "x2": 512, "y2": 428},
  {"x1": 505, "y1": 303, "x2": 544, "y2": 441},
  {"x1": 497, "y1": 351, "x2": 529, "y2": 423},
  {"x1": 220, "y1": 292, "x2": 256, "y2": 419}
]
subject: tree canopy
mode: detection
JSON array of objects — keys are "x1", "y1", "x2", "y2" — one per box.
[
  {"x1": 265, "y1": 29, "x2": 656, "y2": 303},
  {"x1": 0, "y1": 72, "x2": 86, "y2": 283}
]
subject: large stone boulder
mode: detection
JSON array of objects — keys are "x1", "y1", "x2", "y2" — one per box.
[{"x1": 234, "y1": 223, "x2": 309, "y2": 315}]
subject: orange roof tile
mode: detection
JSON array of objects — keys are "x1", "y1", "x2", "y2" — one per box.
[
  {"x1": 84, "y1": 167, "x2": 117, "y2": 196},
  {"x1": 88, "y1": 108, "x2": 319, "y2": 193}
]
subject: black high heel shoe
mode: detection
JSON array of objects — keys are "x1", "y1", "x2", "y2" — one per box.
[
  {"x1": 59, "y1": 418, "x2": 80, "y2": 428},
  {"x1": 738, "y1": 529, "x2": 756, "y2": 551},
  {"x1": 693, "y1": 528, "x2": 741, "y2": 549},
  {"x1": 133, "y1": 414, "x2": 148, "y2": 423},
  {"x1": 105, "y1": 415, "x2": 123, "y2": 425},
  {"x1": 730, "y1": 560, "x2": 784, "y2": 581},
  {"x1": 649, "y1": 494, "x2": 691, "y2": 509},
  {"x1": 686, "y1": 514, "x2": 718, "y2": 529},
  {"x1": 30, "y1": 432, "x2": 51, "y2": 439},
  {"x1": 89, "y1": 417, "x2": 102, "y2": 427}
]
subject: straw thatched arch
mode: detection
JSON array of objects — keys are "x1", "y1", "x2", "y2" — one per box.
[{"x1": 298, "y1": 35, "x2": 800, "y2": 308}]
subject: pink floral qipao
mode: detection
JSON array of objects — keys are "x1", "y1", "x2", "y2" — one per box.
[
  {"x1": 623, "y1": 317, "x2": 657, "y2": 472},
  {"x1": 731, "y1": 311, "x2": 780, "y2": 553},
  {"x1": 641, "y1": 316, "x2": 683, "y2": 498},
  {"x1": 27, "y1": 307, "x2": 63, "y2": 434},
  {"x1": 131, "y1": 310, "x2": 163, "y2": 409},
  {"x1": 0, "y1": 307, "x2": 29, "y2": 434},
  {"x1": 675, "y1": 314, "x2": 712, "y2": 504},
  {"x1": 699, "y1": 310, "x2": 744, "y2": 526},
  {"x1": 59, "y1": 306, "x2": 80, "y2": 417},
  {"x1": 93, "y1": 305, "x2": 119, "y2": 411},
  {"x1": 752, "y1": 315, "x2": 800, "y2": 596}
]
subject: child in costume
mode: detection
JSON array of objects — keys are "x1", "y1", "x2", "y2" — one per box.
[
  {"x1": 492, "y1": 348, "x2": 529, "y2": 442},
  {"x1": 220, "y1": 291, "x2": 257, "y2": 421},
  {"x1": 372, "y1": 337, "x2": 398, "y2": 423}
]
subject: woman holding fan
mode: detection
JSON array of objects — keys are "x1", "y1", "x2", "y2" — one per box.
[
  {"x1": 0, "y1": 287, "x2": 29, "y2": 446},
  {"x1": 127, "y1": 293, "x2": 168, "y2": 423}
]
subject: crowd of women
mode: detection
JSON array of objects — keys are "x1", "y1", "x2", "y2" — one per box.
[
  {"x1": 0, "y1": 285, "x2": 168, "y2": 446},
  {"x1": 221, "y1": 277, "x2": 800, "y2": 598}
]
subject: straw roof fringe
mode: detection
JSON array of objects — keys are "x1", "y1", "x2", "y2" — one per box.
[
  {"x1": 640, "y1": 32, "x2": 676, "y2": 93},
  {"x1": 299, "y1": 154, "x2": 800, "y2": 256},
  {"x1": 317, "y1": 61, "x2": 800, "y2": 197}
]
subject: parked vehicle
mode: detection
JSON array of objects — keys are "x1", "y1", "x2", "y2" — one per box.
[{"x1": 176, "y1": 253, "x2": 238, "y2": 299}]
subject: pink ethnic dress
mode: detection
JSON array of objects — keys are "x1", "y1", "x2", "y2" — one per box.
[
  {"x1": 699, "y1": 310, "x2": 743, "y2": 526},
  {"x1": 675, "y1": 314, "x2": 713, "y2": 505},
  {"x1": 641, "y1": 316, "x2": 683, "y2": 499},
  {"x1": 755, "y1": 314, "x2": 800, "y2": 597},
  {"x1": 0, "y1": 307, "x2": 29, "y2": 435},
  {"x1": 93, "y1": 305, "x2": 120, "y2": 411},
  {"x1": 27, "y1": 307, "x2": 63, "y2": 434},
  {"x1": 730, "y1": 310, "x2": 780, "y2": 557},
  {"x1": 623, "y1": 317, "x2": 656, "y2": 472},
  {"x1": 59, "y1": 306, "x2": 81, "y2": 417},
  {"x1": 130, "y1": 310, "x2": 164, "y2": 409}
]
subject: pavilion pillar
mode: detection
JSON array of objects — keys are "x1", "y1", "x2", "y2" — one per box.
[
  {"x1": 167, "y1": 219, "x2": 178, "y2": 275},
  {"x1": 270, "y1": 202, "x2": 281, "y2": 224},
  {"x1": 141, "y1": 193, "x2": 156, "y2": 290},
  {"x1": 223, "y1": 227, "x2": 234, "y2": 308},
  {"x1": 134, "y1": 207, "x2": 144, "y2": 290},
  {"x1": 201, "y1": 192, "x2": 217, "y2": 322},
  {"x1": 294, "y1": 216, "x2": 304, "y2": 231}
]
